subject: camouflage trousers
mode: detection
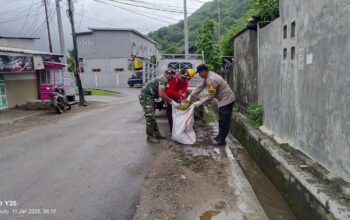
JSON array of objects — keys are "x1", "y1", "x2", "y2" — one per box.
[{"x1": 138, "y1": 93, "x2": 161, "y2": 138}]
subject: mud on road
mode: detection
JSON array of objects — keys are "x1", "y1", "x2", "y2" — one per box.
[
  {"x1": 133, "y1": 121, "x2": 243, "y2": 220},
  {"x1": 0, "y1": 101, "x2": 107, "y2": 138}
]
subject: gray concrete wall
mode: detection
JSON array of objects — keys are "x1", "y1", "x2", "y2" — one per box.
[
  {"x1": 77, "y1": 30, "x2": 159, "y2": 60},
  {"x1": 81, "y1": 58, "x2": 131, "y2": 88},
  {"x1": 77, "y1": 31, "x2": 131, "y2": 59},
  {"x1": 258, "y1": 0, "x2": 350, "y2": 182},
  {"x1": 258, "y1": 18, "x2": 283, "y2": 136},
  {"x1": 77, "y1": 30, "x2": 159, "y2": 88},
  {"x1": 0, "y1": 38, "x2": 35, "y2": 50},
  {"x1": 233, "y1": 29, "x2": 258, "y2": 107}
]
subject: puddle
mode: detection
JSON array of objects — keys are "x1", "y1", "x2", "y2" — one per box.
[
  {"x1": 199, "y1": 202, "x2": 242, "y2": 220},
  {"x1": 184, "y1": 146, "x2": 210, "y2": 157}
]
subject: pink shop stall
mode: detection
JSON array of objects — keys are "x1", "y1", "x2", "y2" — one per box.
[{"x1": 38, "y1": 61, "x2": 66, "y2": 99}]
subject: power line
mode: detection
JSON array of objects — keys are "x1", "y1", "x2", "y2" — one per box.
[
  {"x1": 115, "y1": 0, "x2": 198, "y2": 11},
  {"x1": 93, "y1": 0, "x2": 175, "y2": 24},
  {"x1": 19, "y1": 0, "x2": 37, "y2": 35},
  {"x1": 103, "y1": 0, "x2": 184, "y2": 14}
]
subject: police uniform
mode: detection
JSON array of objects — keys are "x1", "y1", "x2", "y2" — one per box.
[
  {"x1": 139, "y1": 75, "x2": 167, "y2": 140},
  {"x1": 190, "y1": 71, "x2": 236, "y2": 144}
]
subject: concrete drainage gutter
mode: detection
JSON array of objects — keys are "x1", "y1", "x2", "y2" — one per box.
[{"x1": 230, "y1": 112, "x2": 350, "y2": 220}]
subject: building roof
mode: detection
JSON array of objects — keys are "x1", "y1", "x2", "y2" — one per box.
[
  {"x1": 0, "y1": 36, "x2": 40, "y2": 40},
  {"x1": 0, "y1": 46, "x2": 64, "y2": 56},
  {"x1": 76, "y1": 27, "x2": 160, "y2": 48}
]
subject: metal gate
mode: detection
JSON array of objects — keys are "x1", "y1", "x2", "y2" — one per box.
[{"x1": 0, "y1": 75, "x2": 8, "y2": 110}]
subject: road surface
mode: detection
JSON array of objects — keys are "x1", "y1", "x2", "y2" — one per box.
[{"x1": 0, "y1": 88, "x2": 164, "y2": 220}]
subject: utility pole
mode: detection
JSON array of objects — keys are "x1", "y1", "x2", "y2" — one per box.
[
  {"x1": 183, "y1": 0, "x2": 189, "y2": 58},
  {"x1": 55, "y1": 0, "x2": 66, "y2": 55},
  {"x1": 43, "y1": 0, "x2": 53, "y2": 52},
  {"x1": 217, "y1": 0, "x2": 221, "y2": 42},
  {"x1": 67, "y1": 0, "x2": 86, "y2": 105}
]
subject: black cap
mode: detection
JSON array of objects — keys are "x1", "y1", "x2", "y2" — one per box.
[{"x1": 196, "y1": 64, "x2": 208, "y2": 73}]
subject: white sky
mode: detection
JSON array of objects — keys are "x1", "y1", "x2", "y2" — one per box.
[{"x1": 0, "y1": 0, "x2": 211, "y2": 53}]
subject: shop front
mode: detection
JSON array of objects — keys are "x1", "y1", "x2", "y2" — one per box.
[
  {"x1": 38, "y1": 61, "x2": 66, "y2": 100},
  {"x1": 0, "y1": 53, "x2": 37, "y2": 109}
]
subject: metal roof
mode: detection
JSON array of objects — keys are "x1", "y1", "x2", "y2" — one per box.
[
  {"x1": 0, "y1": 36, "x2": 40, "y2": 40},
  {"x1": 0, "y1": 46, "x2": 64, "y2": 56},
  {"x1": 76, "y1": 27, "x2": 160, "y2": 47}
]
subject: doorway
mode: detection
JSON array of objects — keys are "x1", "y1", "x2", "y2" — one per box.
[{"x1": 0, "y1": 74, "x2": 8, "y2": 110}]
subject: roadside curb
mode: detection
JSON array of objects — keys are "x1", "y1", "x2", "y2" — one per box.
[
  {"x1": 230, "y1": 112, "x2": 350, "y2": 220},
  {"x1": 202, "y1": 107, "x2": 269, "y2": 219}
]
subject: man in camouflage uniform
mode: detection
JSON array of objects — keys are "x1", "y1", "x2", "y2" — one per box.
[{"x1": 139, "y1": 70, "x2": 179, "y2": 144}]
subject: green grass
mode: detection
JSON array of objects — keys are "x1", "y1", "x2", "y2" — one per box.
[
  {"x1": 203, "y1": 107, "x2": 216, "y2": 123},
  {"x1": 245, "y1": 103, "x2": 263, "y2": 128},
  {"x1": 242, "y1": 213, "x2": 249, "y2": 220},
  {"x1": 76, "y1": 87, "x2": 119, "y2": 96}
]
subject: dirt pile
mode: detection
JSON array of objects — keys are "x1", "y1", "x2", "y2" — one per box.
[{"x1": 132, "y1": 124, "x2": 238, "y2": 220}]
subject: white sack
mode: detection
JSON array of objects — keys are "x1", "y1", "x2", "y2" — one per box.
[{"x1": 172, "y1": 105, "x2": 196, "y2": 145}]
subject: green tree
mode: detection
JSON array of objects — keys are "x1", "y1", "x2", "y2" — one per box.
[
  {"x1": 196, "y1": 18, "x2": 221, "y2": 71},
  {"x1": 148, "y1": 0, "x2": 250, "y2": 54},
  {"x1": 67, "y1": 49, "x2": 75, "y2": 73},
  {"x1": 220, "y1": 0, "x2": 279, "y2": 56},
  {"x1": 252, "y1": 0, "x2": 279, "y2": 21}
]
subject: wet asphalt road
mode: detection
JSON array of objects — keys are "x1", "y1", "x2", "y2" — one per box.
[{"x1": 0, "y1": 88, "x2": 164, "y2": 220}]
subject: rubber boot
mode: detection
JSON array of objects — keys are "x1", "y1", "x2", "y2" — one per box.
[
  {"x1": 153, "y1": 123, "x2": 166, "y2": 139},
  {"x1": 146, "y1": 124, "x2": 160, "y2": 144}
]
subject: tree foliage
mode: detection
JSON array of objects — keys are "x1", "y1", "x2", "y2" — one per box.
[
  {"x1": 148, "y1": 0, "x2": 279, "y2": 57},
  {"x1": 148, "y1": 0, "x2": 250, "y2": 54},
  {"x1": 252, "y1": 0, "x2": 279, "y2": 21},
  {"x1": 221, "y1": 0, "x2": 279, "y2": 56},
  {"x1": 67, "y1": 49, "x2": 75, "y2": 73},
  {"x1": 196, "y1": 18, "x2": 221, "y2": 71}
]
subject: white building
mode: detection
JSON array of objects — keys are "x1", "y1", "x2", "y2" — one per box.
[{"x1": 76, "y1": 28, "x2": 160, "y2": 88}]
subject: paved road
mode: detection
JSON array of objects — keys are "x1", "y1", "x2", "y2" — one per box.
[{"x1": 0, "y1": 88, "x2": 166, "y2": 220}]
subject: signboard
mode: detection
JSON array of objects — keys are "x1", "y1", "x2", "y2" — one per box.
[{"x1": 0, "y1": 55, "x2": 34, "y2": 73}]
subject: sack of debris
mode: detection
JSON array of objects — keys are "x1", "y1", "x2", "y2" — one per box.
[{"x1": 172, "y1": 105, "x2": 196, "y2": 145}]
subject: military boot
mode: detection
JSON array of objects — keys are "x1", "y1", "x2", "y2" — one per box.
[
  {"x1": 153, "y1": 123, "x2": 166, "y2": 139},
  {"x1": 147, "y1": 124, "x2": 160, "y2": 144}
]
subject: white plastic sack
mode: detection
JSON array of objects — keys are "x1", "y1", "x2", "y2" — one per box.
[{"x1": 172, "y1": 105, "x2": 196, "y2": 145}]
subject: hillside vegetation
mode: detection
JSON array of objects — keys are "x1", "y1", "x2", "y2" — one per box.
[{"x1": 148, "y1": 0, "x2": 251, "y2": 54}]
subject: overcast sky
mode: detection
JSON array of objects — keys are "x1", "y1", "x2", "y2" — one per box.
[{"x1": 0, "y1": 0, "x2": 210, "y2": 53}]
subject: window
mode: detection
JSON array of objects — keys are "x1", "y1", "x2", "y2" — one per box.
[
  {"x1": 40, "y1": 70, "x2": 53, "y2": 84},
  {"x1": 283, "y1": 48, "x2": 287, "y2": 60},
  {"x1": 180, "y1": 62, "x2": 193, "y2": 70},
  {"x1": 283, "y1": 25, "x2": 287, "y2": 39},
  {"x1": 291, "y1": 21, "x2": 296, "y2": 38},
  {"x1": 291, "y1": 47, "x2": 296, "y2": 60},
  {"x1": 168, "y1": 62, "x2": 193, "y2": 72},
  {"x1": 55, "y1": 69, "x2": 63, "y2": 84},
  {"x1": 114, "y1": 68, "x2": 124, "y2": 72},
  {"x1": 168, "y1": 62, "x2": 180, "y2": 71}
]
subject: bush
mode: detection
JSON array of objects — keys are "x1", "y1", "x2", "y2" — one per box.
[{"x1": 245, "y1": 103, "x2": 263, "y2": 127}]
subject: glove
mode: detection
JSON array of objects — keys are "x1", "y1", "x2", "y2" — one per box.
[
  {"x1": 186, "y1": 95, "x2": 192, "y2": 102},
  {"x1": 171, "y1": 100, "x2": 180, "y2": 107},
  {"x1": 192, "y1": 101, "x2": 203, "y2": 108}
]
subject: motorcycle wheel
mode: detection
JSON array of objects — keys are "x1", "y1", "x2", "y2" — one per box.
[
  {"x1": 55, "y1": 106, "x2": 63, "y2": 114},
  {"x1": 66, "y1": 103, "x2": 71, "y2": 110}
]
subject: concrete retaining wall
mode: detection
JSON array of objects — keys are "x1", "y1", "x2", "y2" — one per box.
[
  {"x1": 258, "y1": 0, "x2": 350, "y2": 182},
  {"x1": 232, "y1": 29, "x2": 258, "y2": 107},
  {"x1": 230, "y1": 113, "x2": 350, "y2": 220}
]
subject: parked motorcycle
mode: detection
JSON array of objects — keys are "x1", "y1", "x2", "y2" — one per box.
[{"x1": 50, "y1": 87, "x2": 71, "y2": 114}]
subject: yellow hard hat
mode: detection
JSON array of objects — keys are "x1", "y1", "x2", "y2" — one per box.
[{"x1": 187, "y1": 69, "x2": 195, "y2": 79}]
